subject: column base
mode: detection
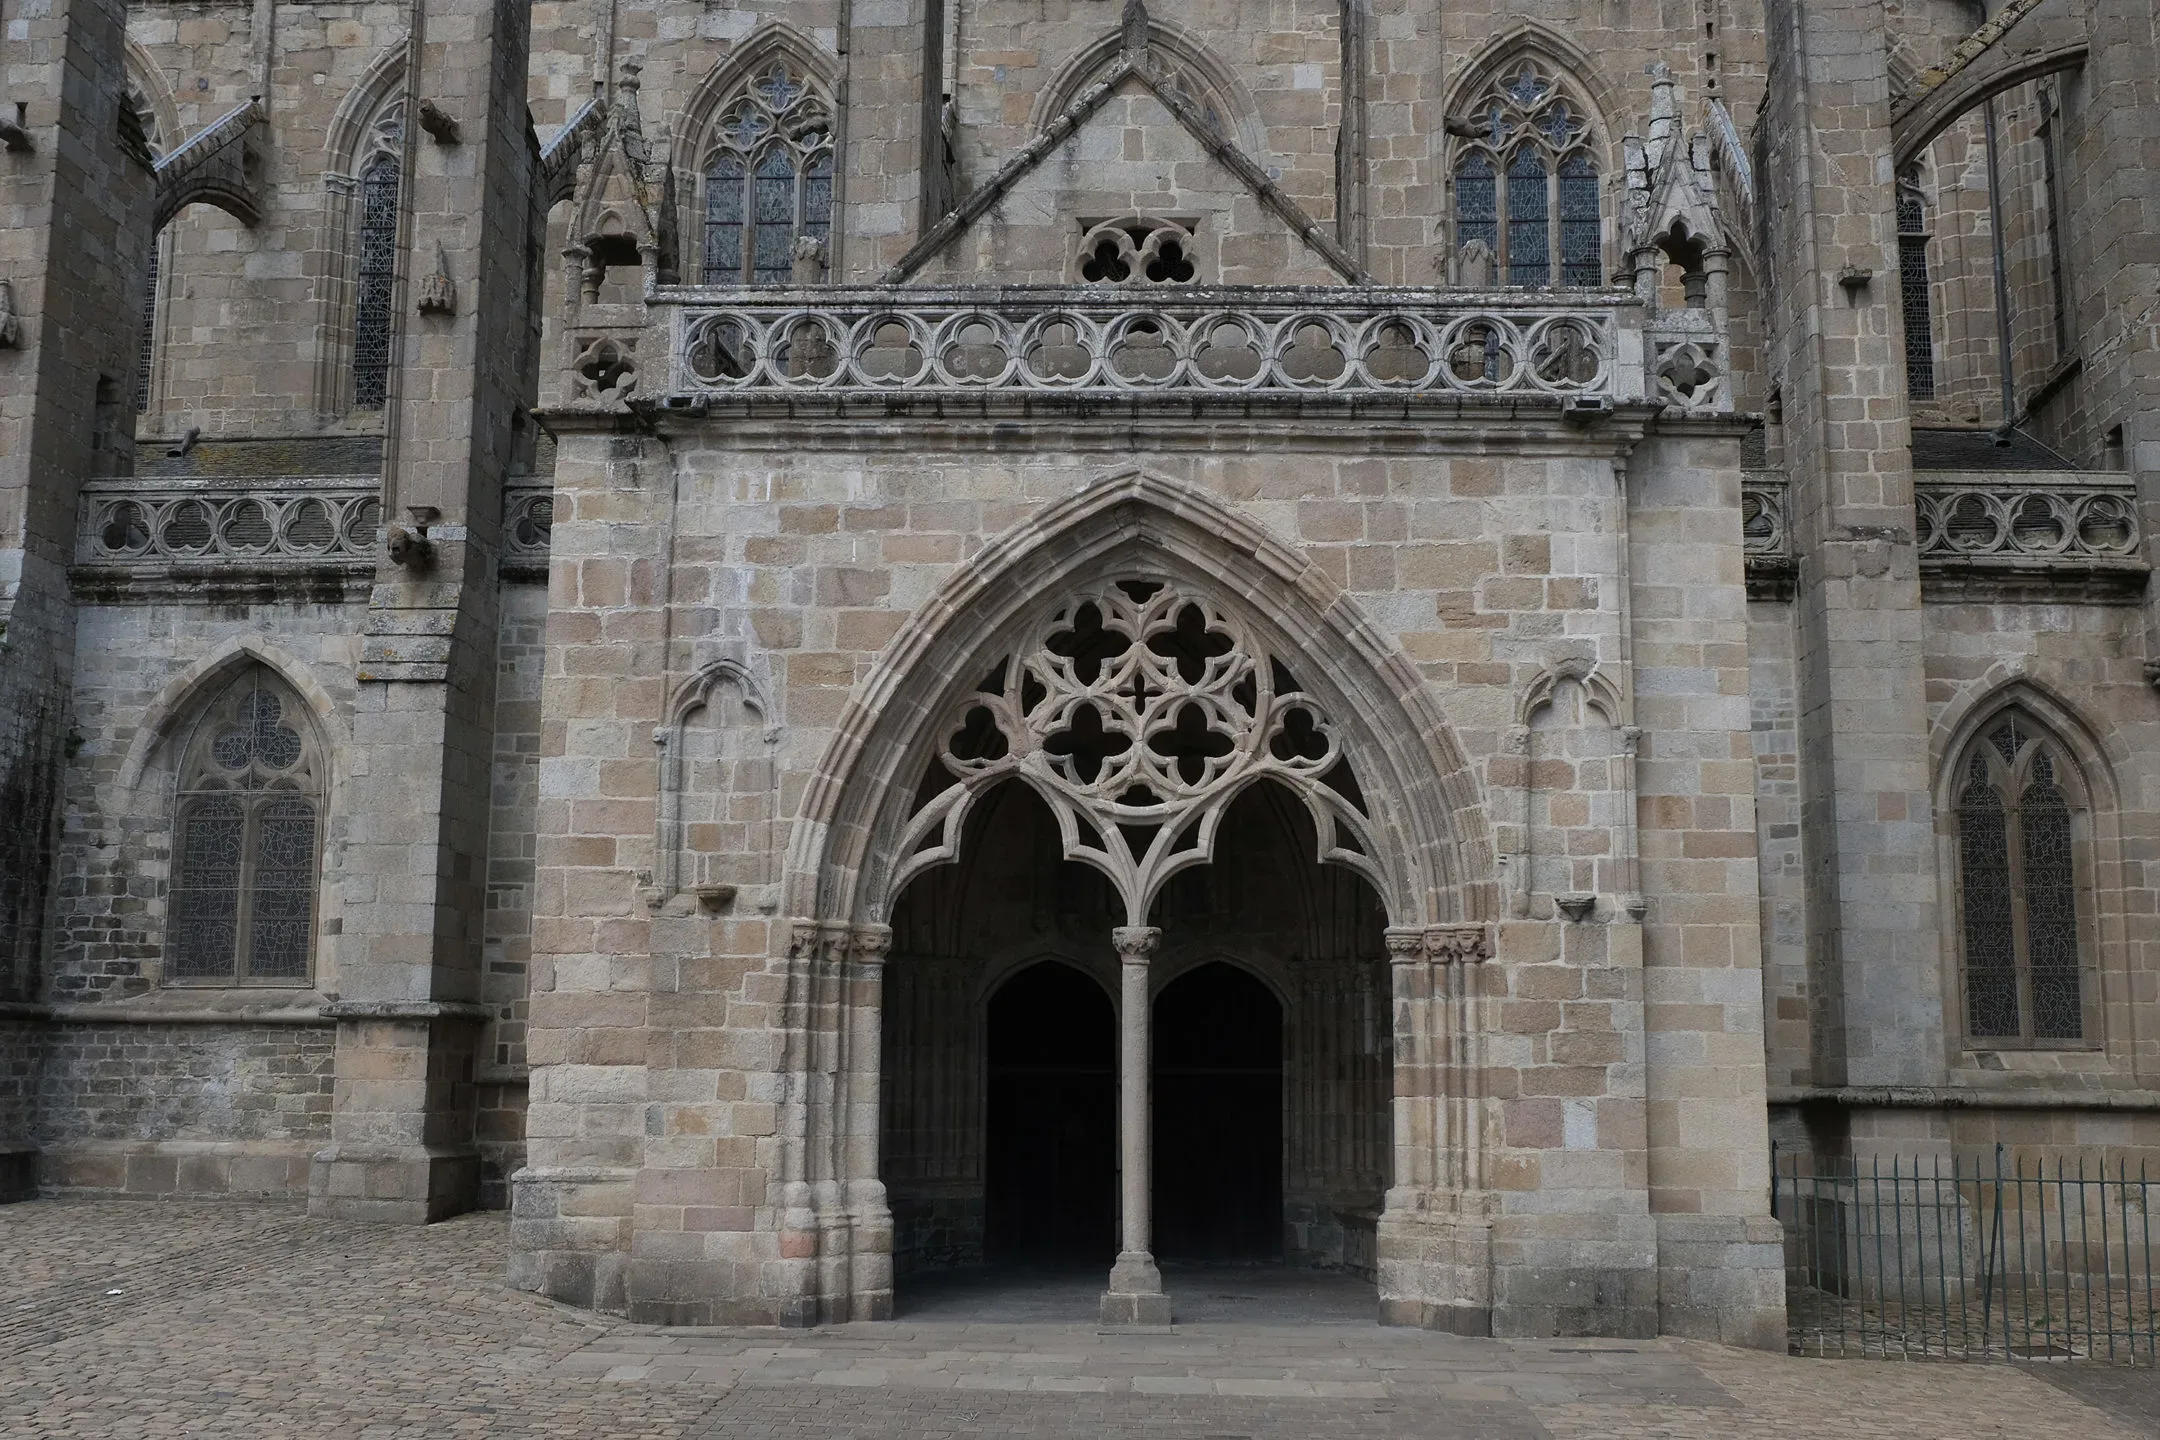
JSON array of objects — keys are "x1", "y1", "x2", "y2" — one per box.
[
  {"x1": 308, "y1": 1143, "x2": 479, "y2": 1223},
  {"x1": 1099, "y1": 1250, "x2": 1173, "y2": 1326}
]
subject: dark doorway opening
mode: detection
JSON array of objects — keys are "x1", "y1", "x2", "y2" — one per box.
[
  {"x1": 984, "y1": 961, "x2": 1117, "y2": 1264},
  {"x1": 1153, "y1": 960, "x2": 1284, "y2": 1261}
]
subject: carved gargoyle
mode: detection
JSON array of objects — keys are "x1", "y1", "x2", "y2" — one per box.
[
  {"x1": 386, "y1": 505, "x2": 439, "y2": 569},
  {"x1": 0, "y1": 280, "x2": 20, "y2": 348},
  {"x1": 417, "y1": 98, "x2": 461, "y2": 145}
]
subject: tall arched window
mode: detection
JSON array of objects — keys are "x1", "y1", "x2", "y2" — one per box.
[
  {"x1": 1450, "y1": 60, "x2": 1603, "y2": 288},
  {"x1": 1951, "y1": 712, "x2": 2093, "y2": 1045},
  {"x1": 699, "y1": 62, "x2": 834, "y2": 285},
  {"x1": 167, "y1": 668, "x2": 325, "y2": 985},
  {"x1": 1897, "y1": 167, "x2": 1936, "y2": 401},
  {"x1": 353, "y1": 146, "x2": 402, "y2": 410}
]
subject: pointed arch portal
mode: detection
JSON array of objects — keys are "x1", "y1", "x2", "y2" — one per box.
[{"x1": 791, "y1": 472, "x2": 1493, "y2": 1328}]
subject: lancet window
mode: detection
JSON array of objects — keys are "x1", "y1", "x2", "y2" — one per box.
[
  {"x1": 166, "y1": 668, "x2": 325, "y2": 984},
  {"x1": 1897, "y1": 168, "x2": 1936, "y2": 401},
  {"x1": 1951, "y1": 712, "x2": 2093, "y2": 1046},
  {"x1": 1450, "y1": 60, "x2": 1603, "y2": 289},
  {"x1": 352, "y1": 110, "x2": 404, "y2": 411},
  {"x1": 699, "y1": 62, "x2": 835, "y2": 285}
]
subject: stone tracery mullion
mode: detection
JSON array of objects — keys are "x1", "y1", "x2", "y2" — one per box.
[{"x1": 900, "y1": 577, "x2": 1388, "y2": 926}]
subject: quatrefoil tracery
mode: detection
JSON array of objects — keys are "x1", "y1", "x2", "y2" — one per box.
[{"x1": 895, "y1": 578, "x2": 1385, "y2": 923}]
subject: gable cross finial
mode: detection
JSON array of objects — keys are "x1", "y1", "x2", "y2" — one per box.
[{"x1": 1122, "y1": 0, "x2": 1151, "y2": 59}]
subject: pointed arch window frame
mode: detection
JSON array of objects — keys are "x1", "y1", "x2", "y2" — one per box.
[
  {"x1": 1897, "y1": 164, "x2": 1937, "y2": 402},
  {"x1": 350, "y1": 106, "x2": 406, "y2": 413},
  {"x1": 1448, "y1": 59, "x2": 1607, "y2": 290},
  {"x1": 697, "y1": 61, "x2": 836, "y2": 286},
  {"x1": 163, "y1": 667, "x2": 328, "y2": 988},
  {"x1": 1948, "y1": 710, "x2": 2100, "y2": 1049}
]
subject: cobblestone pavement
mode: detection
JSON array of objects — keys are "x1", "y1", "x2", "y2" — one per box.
[{"x1": 1, "y1": 1197, "x2": 2153, "y2": 1438}]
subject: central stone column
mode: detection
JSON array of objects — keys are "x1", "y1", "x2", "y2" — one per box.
[{"x1": 1101, "y1": 924, "x2": 1170, "y2": 1325}]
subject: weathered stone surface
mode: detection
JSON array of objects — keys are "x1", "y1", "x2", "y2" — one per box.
[{"x1": 1, "y1": 0, "x2": 2155, "y2": 1358}]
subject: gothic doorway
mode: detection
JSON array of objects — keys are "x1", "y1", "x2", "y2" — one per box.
[
  {"x1": 881, "y1": 776, "x2": 1387, "y2": 1310},
  {"x1": 985, "y1": 961, "x2": 1117, "y2": 1263},
  {"x1": 1153, "y1": 961, "x2": 1283, "y2": 1262},
  {"x1": 876, "y1": 575, "x2": 1398, "y2": 1319}
]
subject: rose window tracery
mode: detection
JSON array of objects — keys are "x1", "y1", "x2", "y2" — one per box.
[{"x1": 895, "y1": 578, "x2": 1383, "y2": 921}]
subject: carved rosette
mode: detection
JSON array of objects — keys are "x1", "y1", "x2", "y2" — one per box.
[{"x1": 892, "y1": 577, "x2": 1385, "y2": 923}]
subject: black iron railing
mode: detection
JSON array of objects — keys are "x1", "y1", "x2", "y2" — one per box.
[{"x1": 1773, "y1": 1144, "x2": 2159, "y2": 1363}]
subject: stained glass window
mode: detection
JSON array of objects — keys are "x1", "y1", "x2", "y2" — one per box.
[
  {"x1": 353, "y1": 150, "x2": 402, "y2": 410},
  {"x1": 1558, "y1": 154, "x2": 1601, "y2": 287},
  {"x1": 166, "y1": 668, "x2": 323, "y2": 984},
  {"x1": 1448, "y1": 59, "x2": 1601, "y2": 288},
  {"x1": 1506, "y1": 151, "x2": 1551, "y2": 288},
  {"x1": 1454, "y1": 154, "x2": 1498, "y2": 266},
  {"x1": 700, "y1": 63, "x2": 835, "y2": 285},
  {"x1": 1953, "y1": 714, "x2": 2091, "y2": 1046},
  {"x1": 1898, "y1": 170, "x2": 1935, "y2": 401}
]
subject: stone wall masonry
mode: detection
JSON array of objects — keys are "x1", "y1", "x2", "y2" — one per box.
[
  {"x1": 1625, "y1": 431, "x2": 1785, "y2": 1348},
  {"x1": 478, "y1": 581, "x2": 550, "y2": 1203},
  {"x1": 1761, "y1": 0, "x2": 1946, "y2": 1098},
  {"x1": 0, "y1": 0, "x2": 156, "y2": 1189},
  {"x1": 311, "y1": 0, "x2": 538, "y2": 1225},
  {"x1": 49, "y1": 599, "x2": 365, "y2": 1003},
  {"x1": 1921, "y1": 600, "x2": 2160, "y2": 1088},
  {"x1": 1749, "y1": 602, "x2": 1809, "y2": 1092},
  {"x1": 127, "y1": 1, "x2": 416, "y2": 435},
  {"x1": 36, "y1": 1022, "x2": 334, "y2": 1145}
]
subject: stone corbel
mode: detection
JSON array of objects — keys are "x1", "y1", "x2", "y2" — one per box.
[
  {"x1": 0, "y1": 102, "x2": 30, "y2": 153},
  {"x1": 0, "y1": 280, "x2": 19, "y2": 348}
]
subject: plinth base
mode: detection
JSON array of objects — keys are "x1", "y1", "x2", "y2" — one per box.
[{"x1": 1099, "y1": 1249, "x2": 1173, "y2": 1325}]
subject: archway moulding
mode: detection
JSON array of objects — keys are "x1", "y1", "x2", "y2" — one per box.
[
  {"x1": 785, "y1": 469, "x2": 1496, "y2": 936},
  {"x1": 1437, "y1": 22, "x2": 1624, "y2": 168}
]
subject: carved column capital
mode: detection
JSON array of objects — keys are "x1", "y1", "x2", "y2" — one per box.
[
  {"x1": 1425, "y1": 924, "x2": 1493, "y2": 965},
  {"x1": 851, "y1": 924, "x2": 893, "y2": 968},
  {"x1": 788, "y1": 918, "x2": 823, "y2": 959},
  {"x1": 1110, "y1": 925, "x2": 1161, "y2": 963},
  {"x1": 1383, "y1": 926, "x2": 1428, "y2": 966}
]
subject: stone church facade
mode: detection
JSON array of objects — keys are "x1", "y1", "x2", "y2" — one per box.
[{"x1": 2, "y1": 0, "x2": 2156, "y2": 1344}]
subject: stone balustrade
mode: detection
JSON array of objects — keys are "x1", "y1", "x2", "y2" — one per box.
[
  {"x1": 78, "y1": 479, "x2": 380, "y2": 567},
  {"x1": 662, "y1": 287, "x2": 1645, "y2": 406},
  {"x1": 501, "y1": 480, "x2": 555, "y2": 578},
  {"x1": 1742, "y1": 470, "x2": 1794, "y2": 599},
  {"x1": 1914, "y1": 472, "x2": 2146, "y2": 599}
]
